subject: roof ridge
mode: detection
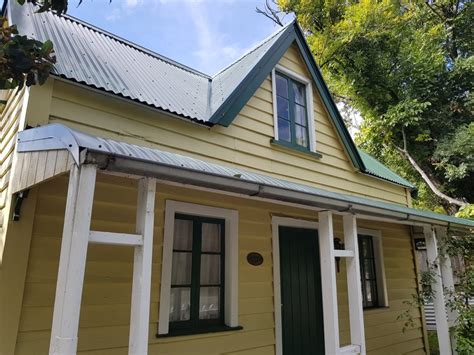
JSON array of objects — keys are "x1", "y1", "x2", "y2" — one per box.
[
  {"x1": 52, "y1": 9, "x2": 212, "y2": 79},
  {"x1": 211, "y1": 20, "x2": 294, "y2": 78}
]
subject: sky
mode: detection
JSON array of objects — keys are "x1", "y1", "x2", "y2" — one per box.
[{"x1": 67, "y1": 0, "x2": 292, "y2": 75}]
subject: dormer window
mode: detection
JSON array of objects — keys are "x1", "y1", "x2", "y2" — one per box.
[{"x1": 271, "y1": 65, "x2": 319, "y2": 156}]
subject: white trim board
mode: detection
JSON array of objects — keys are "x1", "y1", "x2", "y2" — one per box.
[
  {"x1": 158, "y1": 200, "x2": 239, "y2": 335},
  {"x1": 271, "y1": 65, "x2": 317, "y2": 152},
  {"x1": 271, "y1": 216, "x2": 319, "y2": 355}
]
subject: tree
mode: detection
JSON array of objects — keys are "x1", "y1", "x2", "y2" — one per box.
[
  {"x1": 272, "y1": 0, "x2": 473, "y2": 215},
  {"x1": 0, "y1": 0, "x2": 96, "y2": 91}
]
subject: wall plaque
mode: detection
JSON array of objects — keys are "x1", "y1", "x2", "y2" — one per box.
[{"x1": 247, "y1": 252, "x2": 264, "y2": 266}]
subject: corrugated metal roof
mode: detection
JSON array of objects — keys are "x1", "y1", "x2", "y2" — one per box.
[
  {"x1": 358, "y1": 149, "x2": 415, "y2": 189},
  {"x1": 9, "y1": 2, "x2": 290, "y2": 122},
  {"x1": 8, "y1": 1, "x2": 415, "y2": 190},
  {"x1": 210, "y1": 23, "x2": 291, "y2": 114},
  {"x1": 17, "y1": 124, "x2": 474, "y2": 228},
  {"x1": 10, "y1": 2, "x2": 211, "y2": 121}
]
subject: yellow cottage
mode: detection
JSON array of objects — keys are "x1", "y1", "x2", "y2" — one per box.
[{"x1": 1, "y1": 2, "x2": 472, "y2": 355}]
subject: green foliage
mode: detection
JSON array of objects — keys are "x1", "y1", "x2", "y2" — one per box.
[
  {"x1": 0, "y1": 18, "x2": 55, "y2": 89},
  {"x1": 444, "y1": 232, "x2": 474, "y2": 354},
  {"x1": 434, "y1": 123, "x2": 474, "y2": 186},
  {"x1": 396, "y1": 231, "x2": 473, "y2": 352},
  {"x1": 19, "y1": 0, "x2": 69, "y2": 14},
  {"x1": 456, "y1": 204, "x2": 474, "y2": 220},
  {"x1": 279, "y1": 0, "x2": 474, "y2": 212}
]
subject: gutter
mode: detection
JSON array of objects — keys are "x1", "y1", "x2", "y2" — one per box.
[
  {"x1": 17, "y1": 124, "x2": 474, "y2": 230},
  {"x1": 84, "y1": 151, "x2": 470, "y2": 230}
]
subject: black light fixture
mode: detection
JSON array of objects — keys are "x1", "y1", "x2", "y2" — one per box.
[
  {"x1": 334, "y1": 237, "x2": 345, "y2": 273},
  {"x1": 13, "y1": 190, "x2": 29, "y2": 221}
]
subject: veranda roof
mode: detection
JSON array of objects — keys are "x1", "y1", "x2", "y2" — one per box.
[{"x1": 16, "y1": 124, "x2": 474, "y2": 229}]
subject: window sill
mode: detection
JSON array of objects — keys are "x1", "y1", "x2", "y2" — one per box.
[
  {"x1": 270, "y1": 139, "x2": 323, "y2": 159},
  {"x1": 156, "y1": 325, "x2": 243, "y2": 338},
  {"x1": 363, "y1": 306, "x2": 389, "y2": 313}
]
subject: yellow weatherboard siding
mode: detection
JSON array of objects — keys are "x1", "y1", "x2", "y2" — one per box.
[
  {"x1": 15, "y1": 173, "x2": 425, "y2": 354},
  {"x1": 44, "y1": 44, "x2": 410, "y2": 206},
  {"x1": 0, "y1": 88, "x2": 25, "y2": 251}
]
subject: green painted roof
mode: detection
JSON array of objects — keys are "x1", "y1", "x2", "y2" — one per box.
[{"x1": 358, "y1": 149, "x2": 416, "y2": 189}]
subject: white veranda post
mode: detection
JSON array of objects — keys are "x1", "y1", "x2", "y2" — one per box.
[
  {"x1": 49, "y1": 164, "x2": 156, "y2": 355},
  {"x1": 318, "y1": 211, "x2": 366, "y2": 355},
  {"x1": 435, "y1": 226, "x2": 458, "y2": 354},
  {"x1": 424, "y1": 225, "x2": 452, "y2": 355},
  {"x1": 343, "y1": 214, "x2": 366, "y2": 354},
  {"x1": 129, "y1": 178, "x2": 156, "y2": 354},
  {"x1": 49, "y1": 164, "x2": 97, "y2": 355}
]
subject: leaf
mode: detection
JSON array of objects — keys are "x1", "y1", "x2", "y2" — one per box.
[{"x1": 42, "y1": 40, "x2": 53, "y2": 53}]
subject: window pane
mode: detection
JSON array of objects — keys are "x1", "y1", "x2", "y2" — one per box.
[
  {"x1": 278, "y1": 118, "x2": 291, "y2": 142},
  {"x1": 360, "y1": 238, "x2": 368, "y2": 258},
  {"x1": 199, "y1": 287, "x2": 220, "y2": 319},
  {"x1": 169, "y1": 287, "x2": 191, "y2": 322},
  {"x1": 365, "y1": 281, "x2": 373, "y2": 303},
  {"x1": 364, "y1": 259, "x2": 375, "y2": 280},
  {"x1": 277, "y1": 96, "x2": 289, "y2": 119},
  {"x1": 171, "y1": 252, "x2": 192, "y2": 285},
  {"x1": 294, "y1": 104, "x2": 307, "y2": 126},
  {"x1": 295, "y1": 125, "x2": 308, "y2": 147},
  {"x1": 174, "y1": 219, "x2": 193, "y2": 250},
  {"x1": 202, "y1": 223, "x2": 221, "y2": 252},
  {"x1": 200, "y1": 254, "x2": 221, "y2": 285},
  {"x1": 293, "y1": 82, "x2": 305, "y2": 105},
  {"x1": 276, "y1": 74, "x2": 288, "y2": 98}
]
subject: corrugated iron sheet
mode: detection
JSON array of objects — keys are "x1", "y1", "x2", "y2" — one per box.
[
  {"x1": 9, "y1": 2, "x2": 416, "y2": 189},
  {"x1": 10, "y1": 2, "x2": 211, "y2": 121},
  {"x1": 9, "y1": 2, "x2": 289, "y2": 122},
  {"x1": 17, "y1": 124, "x2": 474, "y2": 228},
  {"x1": 210, "y1": 23, "x2": 290, "y2": 113},
  {"x1": 357, "y1": 149, "x2": 415, "y2": 189}
]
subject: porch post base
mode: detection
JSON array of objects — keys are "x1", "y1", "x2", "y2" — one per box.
[{"x1": 50, "y1": 336, "x2": 78, "y2": 355}]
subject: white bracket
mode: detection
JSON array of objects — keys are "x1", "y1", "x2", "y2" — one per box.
[
  {"x1": 89, "y1": 231, "x2": 143, "y2": 246},
  {"x1": 339, "y1": 344, "x2": 361, "y2": 354},
  {"x1": 334, "y1": 250, "x2": 355, "y2": 258}
]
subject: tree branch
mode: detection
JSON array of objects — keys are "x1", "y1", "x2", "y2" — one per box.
[
  {"x1": 395, "y1": 127, "x2": 466, "y2": 207},
  {"x1": 256, "y1": 0, "x2": 284, "y2": 27}
]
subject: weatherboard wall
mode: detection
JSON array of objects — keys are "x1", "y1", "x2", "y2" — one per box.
[
  {"x1": 0, "y1": 88, "x2": 24, "y2": 246},
  {"x1": 14, "y1": 173, "x2": 425, "y2": 354},
  {"x1": 44, "y1": 44, "x2": 410, "y2": 207}
]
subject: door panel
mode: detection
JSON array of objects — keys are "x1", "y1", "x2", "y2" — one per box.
[{"x1": 279, "y1": 226, "x2": 325, "y2": 355}]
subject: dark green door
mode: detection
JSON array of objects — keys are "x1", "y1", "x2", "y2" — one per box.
[{"x1": 279, "y1": 226, "x2": 325, "y2": 355}]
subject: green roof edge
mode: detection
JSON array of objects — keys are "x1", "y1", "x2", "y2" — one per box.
[
  {"x1": 208, "y1": 21, "x2": 366, "y2": 172},
  {"x1": 208, "y1": 21, "x2": 420, "y2": 191}
]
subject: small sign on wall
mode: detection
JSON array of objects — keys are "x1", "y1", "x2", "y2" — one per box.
[{"x1": 247, "y1": 252, "x2": 264, "y2": 266}]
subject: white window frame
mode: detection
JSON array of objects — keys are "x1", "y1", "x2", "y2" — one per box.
[
  {"x1": 271, "y1": 64, "x2": 317, "y2": 152},
  {"x1": 158, "y1": 200, "x2": 239, "y2": 335},
  {"x1": 357, "y1": 228, "x2": 388, "y2": 308},
  {"x1": 272, "y1": 216, "x2": 319, "y2": 355}
]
